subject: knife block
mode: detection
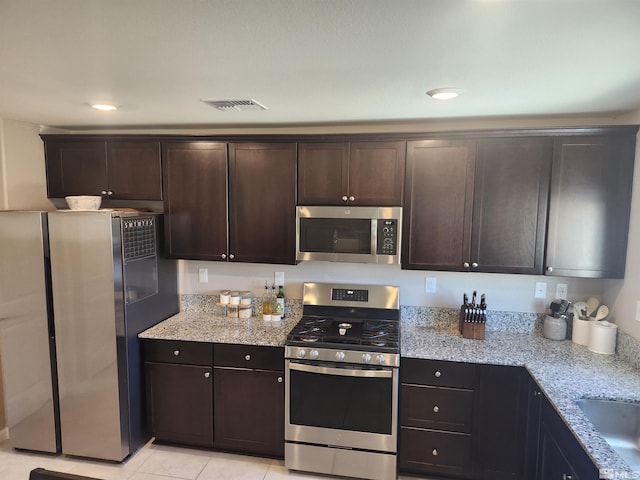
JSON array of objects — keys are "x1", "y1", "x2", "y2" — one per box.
[{"x1": 459, "y1": 306, "x2": 486, "y2": 340}]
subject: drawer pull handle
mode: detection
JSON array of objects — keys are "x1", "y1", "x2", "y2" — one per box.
[
  {"x1": 562, "y1": 475, "x2": 572, "y2": 480},
  {"x1": 434, "y1": 370, "x2": 442, "y2": 378},
  {"x1": 277, "y1": 376, "x2": 283, "y2": 383},
  {"x1": 534, "y1": 390, "x2": 542, "y2": 397},
  {"x1": 432, "y1": 448, "x2": 438, "y2": 456},
  {"x1": 245, "y1": 354, "x2": 251, "y2": 361},
  {"x1": 204, "y1": 372, "x2": 210, "y2": 378},
  {"x1": 173, "y1": 350, "x2": 180, "y2": 356},
  {"x1": 433, "y1": 405, "x2": 439, "y2": 413}
]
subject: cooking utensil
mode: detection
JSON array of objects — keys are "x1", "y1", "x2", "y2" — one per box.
[
  {"x1": 586, "y1": 297, "x2": 600, "y2": 316},
  {"x1": 573, "y1": 301, "x2": 588, "y2": 319},
  {"x1": 594, "y1": 305, "x2": 609, "y2": 321}
]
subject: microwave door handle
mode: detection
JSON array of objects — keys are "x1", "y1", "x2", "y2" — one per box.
[
  {"x1": 288, "y1": 361, "x2": 393, "y2": 378},
  {"x1": 371, "y1": 218, "x2": 378, "y2": 256}
]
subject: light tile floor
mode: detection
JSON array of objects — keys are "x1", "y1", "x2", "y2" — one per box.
[{"x1": 0, "y1": 440, "x2": 417, "y2": 480}]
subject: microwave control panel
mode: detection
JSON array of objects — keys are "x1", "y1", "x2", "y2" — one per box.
[{"x1": 376, "y1": 219, "x2": 398, "y2": 255}]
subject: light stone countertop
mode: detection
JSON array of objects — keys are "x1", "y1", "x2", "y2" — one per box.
[{"x1": 140, "y1": 310, "x2": 640, "y2": 478}]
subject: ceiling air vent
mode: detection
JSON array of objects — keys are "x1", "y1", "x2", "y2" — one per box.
[{"x1": 201, "y1": 99, "x2": 268, "y2": 112}]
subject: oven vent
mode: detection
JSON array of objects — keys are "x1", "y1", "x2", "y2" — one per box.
[{"x1": 201, "y1": 99, "x2": 268, "y2": 112}]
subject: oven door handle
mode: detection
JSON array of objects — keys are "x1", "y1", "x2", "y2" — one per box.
[{"x1": 288, "y1": 361, "x2": 393, "y2": 378}]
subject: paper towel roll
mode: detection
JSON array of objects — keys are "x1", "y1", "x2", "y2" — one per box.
[
  {"x1": 588, "y1": 321, "x2": 618, "y2": 355},
  {"x1": 572, "y1": 317, "x2": 591, "y2": 346}
]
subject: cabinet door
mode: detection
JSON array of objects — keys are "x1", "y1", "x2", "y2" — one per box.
[
  {"x1": 399, "y1": 427, "x2": 473, "y2": 477},
  {"x1": 45, "y1": 140, "x2": 107, "y2": 197},
  {"x1": 162, "y1": 142, "x2": 228, "y2": 260},
  {"x1": 537, "y1": 396, "x2": 599, "y2": 480},
  {"x1": 471, "y1": 138, "x2": 552, "y2": 274},
  {"x1": 145, "y1": 362, "x2": 213, "y2": 447},
  {"x1": 348, "y1": 141, "x2": 406, "y2": 206},
  {"x1": 402, "y1": 140, "x2": 475, "y2": 271},
  {"x1": 524, "y1": 375, "x2": 543, "y2": 480},
  {"x1": 474, "y1": 365, "x2": 529, "y2": 480},
  {"x1": 297, "y1": 142, "x2": 349, "y2": 205},
  {"x1": 213, "y1": 367, "x2": 284, "y2": 457},
  {"x1": 107, "y1": 141, "x2": 162, "y2": 200},
  {"x1": 228, "y1": 143, "x2": 297, "y2": 264},
  {"x1": 546, "y1": 134, "x2": 636, "y2": 278}
]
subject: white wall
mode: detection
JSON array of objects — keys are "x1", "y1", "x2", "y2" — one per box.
[
  {"x1": 0, "y1": 118, "x2": 52, "y2": 211},
  {"x1": 179, "y1": 259, "x2": 603, "y2": 313}
]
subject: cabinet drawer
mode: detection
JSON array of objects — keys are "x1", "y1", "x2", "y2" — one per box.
[
  {"x1": 214, "y1": 344, "x2": 284, "y2": 371},
  {"x1": 401, "y1": 384, "x2": 473, "y2": 433},
  {"x1": 399, "y1": 427, "x2": 472, "y2": 476},
  {"x1": 401, "y1": 358, "x2": 476, "y2": 389},
  {"x1": 144, "y1": 339, "x2": 213, "y2": 366}
]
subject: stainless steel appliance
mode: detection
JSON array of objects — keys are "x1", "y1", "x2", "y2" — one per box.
[
  {"x1": 0, "y1": 210, "x2": 178, "y2": 461},
  {"x1": 296, "y1": 206, "x2": 402, "y2": 264},
  {"x1": 285, "y1": 283, "x2": 400, "y2": 480}
]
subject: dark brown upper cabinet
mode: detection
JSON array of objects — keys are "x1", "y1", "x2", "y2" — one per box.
[
  {"x1": 403, "y1": 137, "x2": 552, "y2": 274},
  {"x1": 298, "y1": 141, "x2": 406, "y2": 206},
  {"x1": 545, "y1": 133, "x2": 636, "y2": 278},
  {"x1": 44, "y1": 138, "x2": 162, "y2": 200},
  {"x1": 162, "y1": 141, "x2": 297, "y2": 264},
  {"x1": 162, "y1": 142, "x2": 228, "y2": 261}
]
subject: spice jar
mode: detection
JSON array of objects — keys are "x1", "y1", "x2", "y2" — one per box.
[{"x1": 543, "y1": 315, "x2": 567, "y2": 341}]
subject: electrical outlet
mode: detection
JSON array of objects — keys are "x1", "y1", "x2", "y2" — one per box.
[
  {"x1": 198, "y1": 268, "x2": 208, "y2": 283},
  {"x1": 425, "y1": 277, "x2": 437, "y2": 293},
  {"x1": 274, "y1": 271, "x2": 285, "y2": 285},
  {"x1": 534, "y1": 282, "x2": 547, "y2": 299},
  {"x1": 556, "y1": 283, "x2": 568, "y2": 300}
]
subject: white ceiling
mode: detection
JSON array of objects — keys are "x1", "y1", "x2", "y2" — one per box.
[{"x1": 1, "y1": 0, "x2": 640, "y2": 129}]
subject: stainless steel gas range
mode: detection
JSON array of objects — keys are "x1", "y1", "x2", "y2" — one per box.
[{"x1": 285, "y1": 283, "x2": 400, "y2": 480}]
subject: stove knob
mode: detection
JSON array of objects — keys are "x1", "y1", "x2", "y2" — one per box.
[
  {"x1": 377, "y1": 354, "x2": 386, "y2": 365},
  {"x1": 362, "y1": 353, "x2": 372, "y2": 364},
  {"x1": 297, "y1": 349, "x2": 306, "y2": 359},
  {"x1": 310, "y1": 350, "x2": 319, "y2": 360},
  {"x1": 335, "y1": 351, "x2": 345, "y2": 361}
]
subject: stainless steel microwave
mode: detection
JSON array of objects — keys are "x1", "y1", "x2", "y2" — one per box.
[{"x1": 296, "y1": 206, "x2": 402, "y2": 264}]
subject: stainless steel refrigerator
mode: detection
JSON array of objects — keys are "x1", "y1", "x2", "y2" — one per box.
[{"x1": 0, "y1": 210, "x2": 178, "y2": 461}]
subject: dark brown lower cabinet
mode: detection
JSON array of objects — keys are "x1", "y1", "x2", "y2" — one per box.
[
  {"x1": 214, "y1": 367, "x2": 284, "y2": 457},
  {"x1": 473, "y1": 365, "x2": 529, "y2": 480},
  {"x1": 213, "y1": 344, "x2": 284, "y2": 457},
  {"x1": 538, "y1": 394, "x2": 599, "y2": 480},
  {"x1": 145, "y1": 362, "x2": 214, "y2": 448}
]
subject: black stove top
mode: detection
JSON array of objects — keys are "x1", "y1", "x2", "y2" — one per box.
[{"x1": 287, "y1": 315, "x2": 400, "y2": 352}]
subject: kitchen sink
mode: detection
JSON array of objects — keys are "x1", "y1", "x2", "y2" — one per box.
[{"x1": 576, "y1": 398, "x2": 640, "y2": 471}]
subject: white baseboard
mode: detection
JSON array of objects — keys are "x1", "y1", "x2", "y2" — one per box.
[{"x1": 0, "y1": 427, "x2": 9, "y2": 442}]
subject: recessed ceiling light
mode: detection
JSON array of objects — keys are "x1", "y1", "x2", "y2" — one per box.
[
  {"x1": 426, "y1": 88, "x2": 463, "y2": 100},
  {"x1": 90, "y1": 103, "x2": 118, "y2": 111}
]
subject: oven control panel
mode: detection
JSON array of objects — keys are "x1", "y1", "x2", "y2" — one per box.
[
  {"x1": 286, "y1": 346, "x2": 399, "y2": 367},
  {"x1": 331, "y1": 288, "x2": 368, "y2": 302}
]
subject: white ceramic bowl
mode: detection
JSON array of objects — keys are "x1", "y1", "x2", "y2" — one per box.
[{"x1": 65, "y1": 195, "x2": 102, "y2": 211}]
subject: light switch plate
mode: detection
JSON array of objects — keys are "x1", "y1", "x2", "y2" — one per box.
[
  {"x1": 274, "y1": 271, "x2": 285, "y2": 285},
  {"x1": 425, "y1": 277, "x2": 437, "y2": 293},
  {"x1": 198, "y1": 268, "x2": 208, "y2": 283},
  {"x1": 556, "y1": 283, "x2": 568, "y2": 300},
  {"x1": 534, "y1": 282, "x2": 547, "y2": 299}
]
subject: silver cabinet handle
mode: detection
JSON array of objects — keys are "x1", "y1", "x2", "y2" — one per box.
[
  {"x1": 173, "y1": 350, "x2": 180, "y2": 356},
  {"x1": 204, "y1": 371, "x2": 210, "y2": 378},
  {"x1": 463, "y1": 262, "x2": 470, "y2": 268},
  {"x1": 471, "y1": 262, "x2": 478, "y2": 268},
  {"x1": 229, "y1": 254, "x2": 235, "y2": 260},
  {"x1": 245, "y1": 354, "x2": 251, "y2": 361},
  {"x1": 277, "y1": 376, "x2": 283, "y2": 383},
  {"x1": 101, "y1": 190, "x2": 108, "y2": 195},
  {"x1": 221, "y1": 253, "x2": 227, "y2": 260},
  {"x1": 434, "y1": 370, "x2": 442, "y2": 378},
  {"x1": 433, "y1": 405, "x2": 440, "y2": 413},
  {"x1": 432, "y1": 448, "x2": 438, "y2": 456},
  {"x1": 107, "y1": 191, "x2": 113, "y2": 196},
  {"x1": 534, "y1": 390, "x2": 542, "y2": 397},
  {"x1": 562, "y1": 475, "x2": 573, "y2": 480},
  {"x1": 547, "y1": 266, "x2": 553, "y2": 273},
  {"x1": 349, "y1": 196, "x2": 355, "y2": 202},
  {"x1": 341, "y1": 195, "x2": 348, "y2": 202}
]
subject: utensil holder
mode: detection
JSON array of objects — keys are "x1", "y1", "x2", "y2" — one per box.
[{"x1": 459, "y1": 305, "x2": 486, "y2": 340}]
